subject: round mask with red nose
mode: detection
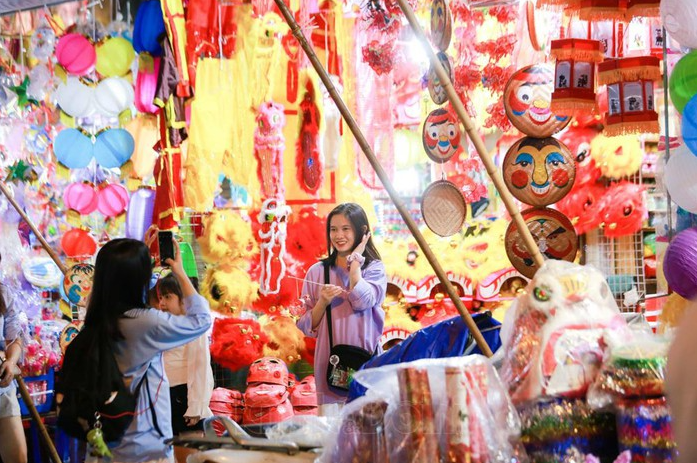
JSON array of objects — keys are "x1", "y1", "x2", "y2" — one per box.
[
  {"x1": 422, "y1": 108, "x2": 462, "y2": 163},
  {"x1": 504, "y1": 64, "x2": 570, "y2": 138}
]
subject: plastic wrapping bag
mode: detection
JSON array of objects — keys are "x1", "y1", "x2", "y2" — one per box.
[
  {"x1": 587, "y1": 334, "x2": 669, "y2": 410},
  {"x1": 264, "y1": 415, "x2": 334, "y2": 449},
  {"x1": 499, "y1": 261, "x2": 626, "y2": 405},
  {"x1": 320, "y1": 356, "x2": 525, "y2": 463}
]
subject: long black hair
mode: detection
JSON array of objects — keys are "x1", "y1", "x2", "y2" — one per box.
[
  {"x1": 0, "y1": 253, "x2": 5, "y2": 316},
  {"x1": 324, "y1": 203, "x2": 381, "y2": 268},
  {"x1": 84, "y1": 239, "x2": 152, "y2": 340}
]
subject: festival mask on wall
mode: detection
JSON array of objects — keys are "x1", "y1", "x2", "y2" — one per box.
[
  {"x1": 505, "y1": 207, "x2": 578, "y2": 278},
  {"x1": 422, "y1": 108, "x2": 462, "y2": 163},
  {"x1": 555, "y1": 182, "x2": 608, "y2": 235},
  {"x1": 598, "y1": 181, "x2": 647, "y2": 238},
  {"x1": 428, "y1": 52, "x2": 452, "y2": 105},
  {"x1": 590, "y1": 133, "x2": 642, "y2": 179},
  {"x1": 558, "y1": 126, "x2": 602, "y2": 187},
  {"x1": 430, "y1": 0, "x2": 452, "y2": 52},
  {"x1": 62, "y1": 263, "x2": 95, "y2": 307},
  {"x1": 503, "y1": 64, "x2": 571, "y2": 138},
  {"x1": 502, "y1": 137, "x2": 576, "y2": 206}
]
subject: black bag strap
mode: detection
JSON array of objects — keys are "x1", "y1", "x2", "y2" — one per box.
[
  {"x1": 324, "y1": 264, "x2": 334, "y2": 349},
  {"x1": 140, "y1": 368, "x2": 164, "y2": 438}
]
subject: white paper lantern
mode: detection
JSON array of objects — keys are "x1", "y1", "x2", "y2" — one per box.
[
  {"x1": 55, "y1": 76, "x2": 95, "y2": 118},
  {"x1": 665, "y1": 145, "x2": 697, "y2": 214},
  {"x1": 661, "y1": 0, "x2": 697, "y2": 49},
  {"x1": 94, "y1": 77, "x2": 134, "y2": 117}
]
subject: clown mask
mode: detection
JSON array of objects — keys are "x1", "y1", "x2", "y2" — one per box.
[{"x1": 422, "y1": 108, "x2": 462, "y2": 163}]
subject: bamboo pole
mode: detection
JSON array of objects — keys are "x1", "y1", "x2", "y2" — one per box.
[
  {"x1": 273, "y1": 0, "x2": 493, "y2": 357},
  {"x1": 396, "y1": 0, "x2": 545, "y2": 269},
  {"x1": 0, "y1": 181, "x2": 64, "y2": 462}
]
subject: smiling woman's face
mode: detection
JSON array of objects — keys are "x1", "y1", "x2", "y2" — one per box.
[{"x1": 329, "y1": 213, "x2": 356, "y2": 257}]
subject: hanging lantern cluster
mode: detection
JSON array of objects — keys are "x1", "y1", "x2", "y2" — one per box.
[
  {"x1": 550, "y1": 38, "x2": 605, "y2": 114},
  {"x1": 598, "y1": 56, "x2": 661, "y2": 136}
]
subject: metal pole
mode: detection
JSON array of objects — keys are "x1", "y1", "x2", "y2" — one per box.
[
  {"x1": 396, "y1": 0, "x2": 546, "y2": 269},
  {"x1": 272, "y1": 0, "x2": 493, "y2": 357}
]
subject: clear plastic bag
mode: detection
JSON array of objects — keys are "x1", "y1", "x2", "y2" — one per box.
[
  {"x1": 319, "y1": 356, "x2": 526, "y2": 463},
  {"x1": 499, "y1": 261, "x2": 626, "y2": 405},
  {"x1": 264, "y1": 415, "x2": 334, "y2": 449}
]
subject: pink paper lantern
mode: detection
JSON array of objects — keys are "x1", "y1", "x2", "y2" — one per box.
[
  {"x1": 135, "y1": 57, "x2": 160, "y2": 114},
  {"x1": 55, "y1": 33, "x2": 96, "y2": 76},
  {"x1": 97, "y1": 183, "x2": 130, "y2": 217},
  {"x1": 63, "y1": 182, "x2": 98, "y2": 215}
]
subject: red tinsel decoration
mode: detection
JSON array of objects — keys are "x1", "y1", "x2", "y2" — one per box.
[
  {"x1": 481, "y1": 63, "x2": 515, "y2": 94},
  {"x1": 450, "y1": 1, "x2": 484, "y2": 23},
  {"x1": 362, "y1": 40, "x2": 398, "y2": 75},
  {"x1": 454, "y1": 62, "x2": 482, "y2": 94},
  {"x1": 475, "y1": 35, "x2": 517, "y2": 63},
  {"x1": 484, "y1": 101, "x2": 512, "y2": 132},
  {"x1": 489, "y1": 6, "x2": 518, "y2": 24}
]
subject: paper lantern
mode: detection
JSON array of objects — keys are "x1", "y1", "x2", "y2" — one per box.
[
  {"x1": 598, "y1": 56, "x2": 661, "y2": 136},
  {"x1": 126, "y1": 186, "x2": 155, "y2": 240},
  {"x1": 579, "y1": 0, "x2": 627, "y2": 21},
  {"x1": 95, "y1": 37, "x2": 135, "y2": 77},
  {"x1": 94, "y1": 128, "x2": 135, "y2": 168},
  {"x1": 55, "y1": 33, "x2": 96, "y2": 76},
  {"x1": 55, "y1": 76, "x2": 95, "y2": 118},
  {"x1": 550, "y1": 39, "x2": 604, "y2": 114},
  {"x1": 134, "y1": 56, "x2": 161, "y2": 114},
  {"x1": 133, "y1": 0, "x2": 166, "y2": 56},
  {"x1": 53, "y1": 128, "x2": 94, "y2": 169},
  {"x1": 627, "y1": 0, "x2": 660, "y2": 18},
  {"x1": 682, "y1": 95, "x2": 697, "y2": 156},
  {"x1": 61, "y1": 228, "x2": 97, "y2": 258},
  {"x1": 63, "y1": 182, "x2": 99, "y2": 215},
  {"x1": 660, "y1": 0, "x2": 697, "y2": 49},
  {"x1": 97, "y1": 183, "x2": 130, "y2": 217},
  {"x1": 94, "y1": 77, "x2": 134, "y2": 117},
  {"x1": 668, "y1": 51, "x2": 697, "y2": 114},
  {"x1": 664, "y1": 145, "x2": 697, "y2": 214},
  {"x1": 663, "y1": 227, "x2": 697, "y2": 299}
]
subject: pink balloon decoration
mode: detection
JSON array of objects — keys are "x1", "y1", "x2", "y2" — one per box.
[
  {"x1": 63, "y1": 182, "x2": 98, "y2": 215},
  {"x1": 126, "y1": 186, "x2": 155, "y2": 240},
  {"x1": 97, "y1": 183, "x2": 130, "y2": 217},
  {"x1": 135, "y1": 57, "x2": 161, "y2": 114},
  {"x1": 55, "y1": 33, "x2": 96, "y2": 76}
]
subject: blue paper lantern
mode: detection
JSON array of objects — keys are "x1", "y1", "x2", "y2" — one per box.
[
  {"x1": 94, "y1": 128, "x2": 135, "y2": 168},
  {"x1": 53, "y1": 129, "x2": 93, "y2": 169},
  {"x1": 132, "y1": 0, "x2": 165, "y2": 57},
  {"x1": 682, "y1": 94, "x2": 697, "y2": 157}
]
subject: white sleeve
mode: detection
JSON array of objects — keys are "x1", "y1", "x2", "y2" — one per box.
[{"x1": 184, "y1": 333, "x2": 214, "y2": 419}]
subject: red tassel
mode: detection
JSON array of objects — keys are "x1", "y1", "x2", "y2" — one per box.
[{"x1": 296, "y1": 81, "x2": 324, "y2": 194}]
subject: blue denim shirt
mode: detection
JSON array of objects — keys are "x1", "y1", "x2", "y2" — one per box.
[{"x1": 107, "y1": 294, "x2": 211, "y2": 462}]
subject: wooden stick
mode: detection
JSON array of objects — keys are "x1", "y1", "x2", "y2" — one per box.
[
  {"x1": 0, "y1": 181, "x2": 65, "y2": 462},
  {"x1": 0, "y1": 181, "x2": 68, "y2": 274},
  {"x1": 273, "y1": 0, "x2": 493, "y2": 357},
  {"x1": 396, "y1": 0, "x2": 545, "y2": 269}
]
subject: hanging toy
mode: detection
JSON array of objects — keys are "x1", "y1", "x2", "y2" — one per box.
[
  {"x1": 296, "y1": 80, "x2": 324, "y2": 194},
  {"x1": 87, "y1": 422, "x2": 112, "y2": 458},
  {"x1": 254, "y1": 101, "x2": 287, "y2": 200},
  {"x1": 257, "y1": 199, "x2": 291, "y2": 296}
]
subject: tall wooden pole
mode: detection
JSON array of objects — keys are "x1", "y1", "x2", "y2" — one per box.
[
  {"x1": 273, "y1": 0, "x2": 493, "y2": 357},
  {"x1": 396, "y1": 0, "x2": 545, "y2": 269},
  {"x1": 0, "y1": 181, "x2": 64, "y2": 463}
]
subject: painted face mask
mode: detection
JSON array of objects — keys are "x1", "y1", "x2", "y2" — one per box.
[
  {"x1": 422, "y1": 108, "x2": 462, "y2": 163},
  {"x1": 503, "y1": 137, "x2": 576, "y2": 206},
  {"x1": 504, "y1": 64, "x2": 570, "y2": 138}
]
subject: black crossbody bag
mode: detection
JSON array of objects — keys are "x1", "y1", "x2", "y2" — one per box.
[{"x1": 324, "y1": 264, "x2": 373, "y2": 392}]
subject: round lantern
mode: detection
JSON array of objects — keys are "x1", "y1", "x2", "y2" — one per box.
[
  {"x1": 95, "y1": 37, "x2": 135, "y2": 77},
  {"x1": 502, "y1": 136, "x2": 576, "y2": 207},
  {"x1": 53, "y1": 128, "x2": 94, "y2": 169},
  {"x1": 430, "y1": 0, "x2": 452, "y2": 52},
  {"x1": 660, "y1": 0, "x2": 697, "y2": 49},
  {"x1": 55, "y1": 33, "x2": 96, "y2": 76},
  {"x1": 598, "y1": 56, "x2": 661, "y2": 136},
  {"x1": 63, "y1": 182, "x2": 99, "y2": 215},
  {"x1": 132, "y1": 0, "x2": 166, "y2": 56},
  {"x1": 126, "y1": 186, "x2": 156, "y2": 240},
  {"x1": 503, "y1": 64, "x2": 571, "y2": 138},
  {"x1": 682, "y1": 95, "x2": 697, "y2": 156},
  {"x1": 668, "y1": 51, "x2": 697, "y2": 114},
  {"x1": 55, "y1": 76, "x2": 95, "y2": 118},
  {"x1": 94, "y1": 77, "x2": 134, "y2": 117},
  {"x1": 663, "y1": 227, "x2": 697, "y2": 299},
  {"x1": 94, "y1": 128, "x2": 135, "y2": 168},
  {"x1": 664, "y1": 145, "x2": 697, "y2": 214},
  {"x1": 62, "y1": 263, "x2": 95, "y2": 307},
  {"x1": 97, "y1": 183, "x2": 130, "y2": 217},
  {"x1": 134, "y1": 56, "x2": 161, "y2": 114},
  {"x1": 550, "y1": 39, "x2": 604, "y2": 114},
  {"x1": 61, "y1": 228, "x2": 98, "y2": 258}
]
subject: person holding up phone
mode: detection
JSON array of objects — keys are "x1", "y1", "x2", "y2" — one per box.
[{"x1": 297, "y1": 203, "x2": 387, "y2": 406}]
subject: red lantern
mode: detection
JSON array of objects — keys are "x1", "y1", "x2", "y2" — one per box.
[
  {"x1": 61, "y1": 228, "x2": 97, "y2": 258},
  {"x1": 598, "y1": 56, "x2": 661, "y2": 136},
  {"x1": 97, "y1": 183, "x2": 130, "y2": 217},
  {"x1": 579, "y1": 0, "x2": 627, "y2": 21},
  {"x1": 550, "y1": 39, "x2": 605, "y2": 114},
  {"x1": 63, "y1": 182, "x2": 98, "y2": 215}
]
